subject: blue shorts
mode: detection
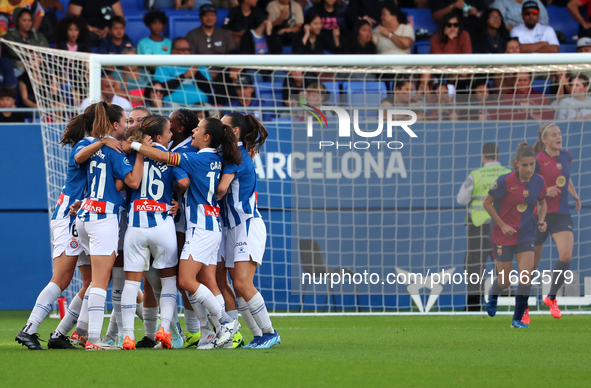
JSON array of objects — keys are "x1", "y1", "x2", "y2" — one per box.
[
  {"x1": 492, "y1": 241, "x2": 535, "y2": 263},
  {"x1": 534, "y1": 213, "x2": 573, "y2": 246}
]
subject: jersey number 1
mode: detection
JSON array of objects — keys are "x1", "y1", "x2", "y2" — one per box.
[
  {"x1": 89, "y1": 161, "x2": 106, "y2": 199},
  {"x1": 206, "y1": 171, "x2": 219, "y2": 204}
]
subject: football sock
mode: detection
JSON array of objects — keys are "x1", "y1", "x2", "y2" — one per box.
[
  {"x1": 187, "y1": 285, "x2": 221, "y2": 332},
  {"x1": 159, "y1": 276, "x2": 177, "y2": 333},
  {"x1": 246, "y1": 292, "x2": 274, "y2": 334},
  {"x1": 513, "y1": 284, "x2": 532, "y2": 321},
  {"x1": 25, "y1": 282, "x2": 62, "y2": 335},
  {"x1": 111, "y1": 267, "x2": 125, "y2": 336},
  {"x1": 548, "y1": 260, "x2": 570, "y2": 300},
  {"x1": 184, "y1": 308, "x2": 200, "y2": 333},
  {"x1": 75, "y1": 285, "x2": 91, "y2": 336},
  {"x1": 143, "y1": 307, "x2": 159, "y2": 341},
  {"x1": 87, "y1": 288, "x2": 107, "y2": 344},
  {"x1": 54, "y1": 293, "x2": 83, "y2": 337},
  {"x1": 122, "y1": 280, "x2": 141, "y2": 340},
  {"x1": 238, "y1": 297, "x2": 262, "y2": 337},
  {"x1": 215, "y1": 294, "x2": 233, "y2": 324}
]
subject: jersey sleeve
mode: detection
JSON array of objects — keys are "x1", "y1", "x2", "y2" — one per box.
[
  {"x1": 172, "y1": 166, "x2": 188, "y2": 182},
  {"x1": 222, "y1": 161, "x2": 240, "y2": 176},
  {"x1": 534, "y1": 159, "x2": 540, "y2": 175},
  {"x1": 72, "y1": 141, "x2": 89, "y2": 168},
  {"x1": 178, "y1": 152, "x2": 197, "y2": 174},
  {"x1": 488, "y1": 175, "x2": 507, "y2": 200},
  {"x1": 112, "y1": 151, "x2": 133, "y2": 181},
  {"x1": 538, "y1": 178, "x2": 547, "y2": 200}
]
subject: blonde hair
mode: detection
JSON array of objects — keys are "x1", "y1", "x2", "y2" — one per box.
[{"x1": 533, "y1": 123, "x2": 559, "y2": 154}]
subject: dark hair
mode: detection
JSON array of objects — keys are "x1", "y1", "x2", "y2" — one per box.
[
  {"x1": 382, "y1": 4, "x2": 408, "y2": 24},
  {"x1": 252, "y1": 11, "x2": 268, "y2": 30},
  {"x1": 304, "y1": 8, "x2": 321, "y2": 27},
  {"x1": 61, "y1": 103, "x2": 97, "y2": 145},
  {"x1": 54, "y1": 16, "x2": 89, "y2": 45},
  {"x1": 437, "y1": 12, "x2": 462, "y2": 44},
  {"x1": 570, "y1": 73, "x2": 589, "y2": 87},
  {"x1": 92, "y1": 102, "x2": 125, "y2": 139},
  {"x1": 512, "y1": 142, "x2": 535, "y2": 170},
  {"x1": 533, "y1": 123, "x2": 560, "y2": 154},
  {"x1": 482, "y1": 142, "x2": 499, "y2": 161},
  {"x1": 203, "y1": 117, "x2": 242, "y2": 166},
  {"x1": 172, "y1": 37, "x2": 189, "y2": 50},
  {"x1": 143, "y1": 9, "x2": 169, "y2": 27},
  {"x1": 350, "y1": 20, "x2": 377, "y2": 53},
  {"x1": 224, "y1": 113, "x2": 268, "y2": 157},
  {"x1": 175, "y1": 108, "x2": 200, "y2": 138},
  {"x1": 128, "y1": 115, "x2": 168, "y2": 143},
  {"x1": 480, "y1": 8, "x2": 510, "y2": 49},
  {"x1": 109, "y1": 16, "x2": 126, "y2": 28},
  {"x1": 15, "y1": 8, "x2": 33, "y2": 31},
  {"x1": 394, "y1": 76, "x2": 413, "y2": 90},
  {"x1": 0, "y1": 86, "x2": 15, "y2": 99}
]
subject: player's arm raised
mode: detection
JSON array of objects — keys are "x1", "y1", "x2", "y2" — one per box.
[{"x1": 74, "y1": 137, "x2": 122, "y2": 164}]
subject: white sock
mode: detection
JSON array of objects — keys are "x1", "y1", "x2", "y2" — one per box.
[
  {"x1": 159, "y1": 276, "x2": 177, "y2": 333},
  {"x1": 136, "y1": 302, "x2": 144, "y2": 322},
  {"x1": 54, "y1": 294, "x2": 83, "y2": 337},
  {"x1": 87, "y1": 288, "x2": 107, "y2": 344},
  {"x1": 105, "y1": 314, "x2": 118, "y2": 340},
  {"x1": 238, "y1": 297, "x2": 262, "y2": 337},
  {"x1": 187, "y1": 285, "x2": 221, "y2": 331},
  {"x1": 227, "y1": 310, "x2": 238, "y2": 321},
  {"x1": 184, "y1": 309, "x2": 200, "y2": 333},
  {"x1": 111, "y1": 267, "x2": 125, "y2": 336},
  {"x1": 75, "y1": 285, "x2": 91, "y2": 336},
  {"x1": 121, "y1": 280, "x2": 141, "y2": 340},
  {"x1": 24, "y1": 282, "x2": 62, "y2": 334},
  {"x1": 143, "y1": 307, "x2": 159, "y2": 340},
  {"x1": 215, "y1": 294, "x2": 233, "y2": 324},
  {"x1": 247, "y1": 292, "x2": 274, "y2": 334}
]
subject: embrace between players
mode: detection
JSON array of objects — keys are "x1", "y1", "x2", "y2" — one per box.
[{"x1": 16, "y1": 103, "x2": 281, "y2": 350}]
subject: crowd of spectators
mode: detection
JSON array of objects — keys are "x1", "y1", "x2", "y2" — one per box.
[{"x1": 0, "y1": 0, "x2": 589, "y2": 122}]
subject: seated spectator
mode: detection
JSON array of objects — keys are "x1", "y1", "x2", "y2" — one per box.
[
  {"x1": 372, "y1": 4, "x2": 414, "y2": 55},
  {"x1": 510, "y1": 1, "x2": 558, "y2": 53},
  {"x1": 138, "y1": 10, "x2": 171, "y2": 55},
  {"x1": 577, "y1": 36, "x2": 591, "y2": 52},
  {"x1": 314, "y1": 0, "x2": 346, "y2": 52},
  {"x1": 567, "y1": 0, "x2": 591, "y2": 39},
  {"x1": 460, "y1": 79, "x2": 499, "y2": 120},
  {"x1": 497, "y1": 71, "x2": 554, "y2": 120},
  {"x1": 380, "y1": 76, "x2": 426, "y2": 120},
  {"x1": 267, "y1": 0, "x2": 304, "y2": 46},
  {"x1": 212, "y1": 67, "x2": 241, "y2": 106},
  {"x1": 186, "y1": 4, "x2": 236, "y2": 54},
  {"x1": 240, "y1": 11, "x2": 283, "y2": 54},
  {"x1": 430, "y1": 0, "x2": 488, "y2": 36},
  {"x1": 169, "y1": 0, "x2": 213, "y2": 10},
  {"x1": 345, "y1": 0, "x2": 396, "y2": 31},
  {"x1": 111, "y1": 48, "x2": 151, "y2": 106},
  {"x1": 549, "y1": 70, "x2": 571, "y2": 103},
  {"x1": 293, "y1": 9, "x2": 341, "y2": 54},
  {"x1": 282, "y1": 69, "x2": 315, "y2": 106},
  {"x1": 144, "y1": 82, "x2": 173, "y2": 115},
  {"x1": 0, "y1": 86, "x2": 26, "y2": 122},
  {"x1": 54, "y1": 16, "x2": 91, "y2": 52},
  {"x1": 284, "y1": 81, "x2": 331, "y2": 119},
  {"x1": 97, "y1": 16, "x2": 134, "y2": 55},
  {"x1": 0, "y1": 47, "x2": 16, "y2": 89},
  {"x1": 490, "y1": 0, "x2": 547, "y2": 31},
  {"x1": 80, "y1": 75, "x2": 133, "y2": 110},
  {"x1": 349, "y1": 20, "x2": 377, "y2": 54},
  {"x1": 17, "y1": 71, "x2": 37, "y2": 108},
  {"x1": 68, "y1": 0, "x2": 124, "y2": 46},
  {"x1": 153, "y1": 38, "x2": 213, "y2": 106},
  {"x1": 194, "y1": 102, "x2": 216, "y2": 120},
  {"x1": 427, "y1": 80, "x2": 458, "y2": 121},
  {"x1": 3, "y1": 8, "x2": 49, "y2": 72},
  {"x1": 225, "y1": 73, "x2": 262, "y2": 120},
  {"x1": 430, "y1": 12, "x2": 472, "y2": 54},
  {"x1": 224, "y1": 0, "x2": 266, "y2": 46},
  {"x1": 556, "y1": 74, "x2": 591, "y2": 120},
  {"x1": 472, "y1": 8, "x2": 510, "y2": 53},
  {"x1": 505, "y1": 36, "x2": 520, "y2": 52},
  {"x1": 0, "y1": 0, "x2": 44, "y2": 37}
]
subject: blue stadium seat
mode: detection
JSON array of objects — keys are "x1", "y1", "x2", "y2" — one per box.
[
  {"x1": 414, "y1": 41, "x2": 431, "y2": 54},
  {"x1": 343, "y1": 81, "x2": 386, "y2": 103},
  {"x1": 532, "y1": 79, "x2": 551, "y2": 94},
  {"x1": 124, "y1": 16, "x2": 151, "y2": 46},
  {"x1": 216, "y1": 8, "x2": 229, "y2": 28},
  {"x1": 547, "y1": 5, "x2": 578, "y2": 42},
  {"x1": 559, "y1": 43, "x2": 577, "y2": 53},
  {"x1": 169, "y1": 16, "x2": 200, "y2": 40},
  {"x1": 403, "y1": 8, "x2": 437, "y2": 36},
  {"x1": 119, "y1": 0, "x2": 145, "y2": 11}
]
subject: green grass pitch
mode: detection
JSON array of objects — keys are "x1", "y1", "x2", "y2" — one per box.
[{"x1": 1, "y1": 311, "x2": 590, "y2": 387}]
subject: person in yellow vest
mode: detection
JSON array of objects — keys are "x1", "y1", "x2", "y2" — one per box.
[{"x1": 457, "y1": 142, "x2": 511, "y2": 311}]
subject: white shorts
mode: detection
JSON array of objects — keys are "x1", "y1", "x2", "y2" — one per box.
[
  {"x1": 51, "y1": 216, "x2": 83, "y2": 259},
  {"x1": 180, "y1": 227, "x2": 222, "y2": 266},
  {"x1": 218, "y1": 228, "x2": 230, "y2": 264},
  {"x1": 80, "y1": 215, "x2": 120, "y2": 256},
  {"x1": 75, "y1": 217, "x2": 90, "y2": 256},
  {"x1": 224, "y1": 217, "x2": 266, "y2": 269},
  {"x1": 124, "y1": 217, "x2": 178, "y2": 272}
]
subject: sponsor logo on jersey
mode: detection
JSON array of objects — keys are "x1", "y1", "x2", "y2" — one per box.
[
  {"x1": 57, "y1": 193, "x2": 65, "y2": 205},
  {"x1": 516, "y1": 203, "x2": 528, "y2": 212},
  {"x1": 124, "y1": 158, "x2": 131, "y2": 166},
  {"x1": 523, "y1": 190, "x2": 529, "y2": 198},
  {"x1": 81, "y1": 199, "x2": 107, "y2": 213},
  {"x1": 203, "y1": 205, "x2": 220, "y2": 217},
  {"x1": 556, "y1": 175, "x2": 566, "y2": 187},
  {"x1": 491, "y1": 182, "x2": 498, "y2": 190},
  {"x1": 544, "y1": 162, "x2": 550, "y2": 166},
  {"x1": 134, "y1": 199, "x2": 167, "y2": 212},
  {"x1": 556, "y1": 163, "x2": 562, "y2": 170}
]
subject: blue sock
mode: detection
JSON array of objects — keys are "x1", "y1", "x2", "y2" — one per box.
[
  {"x1": 548, "y1": 260, "x2": 570, "y2": 300},
  {"x1": 490, "y1": 278, "x2": 505, "y2": 299},
  {"x1": 513, "y1": 284, "x2": 532, "y2": 321}
]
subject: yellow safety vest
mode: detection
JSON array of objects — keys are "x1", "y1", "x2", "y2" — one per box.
[{"x1": 468, "y1": 164, "x2": 511, "y2": 227}]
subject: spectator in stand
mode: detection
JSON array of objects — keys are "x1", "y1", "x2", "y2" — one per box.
[
  {"x1": 54, "y1": 16, "x2": 91, "y2": 52},
  {"x1": 138, "y1": 10, "x2": 171, "y2": 55},
  {"x1": 314, "y1": 0, "x2": 346, "y2": 52},
  {"x1": 498, "y1": 71, "x2": 554, "y2": 120},
  {"x1": 223, "y1": 0, "x2": 265, "y2": 47},
  {"x1": 567, "y1": 0, "x2": 591, "y2": 39},
  {"x1": 577, "y1": 36, "x2": 591, "y2": 52},
  {"x1": 168, "y1": 0, "x2": 214, "y2": 10},
  {"x1": 489, "y1": 0, "x2": 547, "y2": 30},
  {"x1": 556, "y1": 74, "x2": 591, "y2": 120},
  {"x1": 345, "y1": 0, "x2": 396, "y2": 31},
  {"x1": 510, "y1": 1, "x2": 558, "y2": 53},
  {"x1": 186, "y1": 4, "x2": 236, "y2": 54},
  {"x1": 153, "y1": 38, "x2": 213, "y2": 106},
  {"x1": 18, "y1": 71, "x2": 37, "y2": 108},
  {"x1": 282, "y1": 69, "x2": 313, "y2": 107},
  {"x1": 111, "y1": 48, "x2": 151, "y2": 107},
  {"x1": 430, "y1": 12, "x2": 472, "y2": 54},
  {"x1": 212, "y1": 67, "x2": 242, "y2": 105},
  {"x1": 267, "y1": 0, "x2": 304, "y2": 45},
  {"x1": 472, "y1": 8, "x2": 510, "y2": 53},
  {"x1": 505, "y1": 36, "x2": 520, "y2": 52},
  {"x1": 380, "y1": 77, "x2": 426, "y2": 119},
  {"x1": 462, "y1": 79, "x2": 498, "y2": 120},
  {"x1": 240, "y1": 11, "x2": 283, "y2": 54},
  {"x1": 349, "y1": 19, "x2": 378, "y2": 54},
  {"x1": 372, "y1": 4, "x2": 414, "y2": 55},
  {"x1": 428, "y1": 80, "x2": 459, "y2": 121},
  {"x1": 225, "y1": 73, "x2": 262, "y2": 120},
  {"x1": 79, "y1": 74, "x2": 133, "y2": 110},
  {"x1": 0, "y1": 0, "x2": 44, "y2": 37},
  {"x1": 67, "y1": 0, "x2": 124, "y2": 46},
  {"x1": 97, "y1": 16, "x2": 134, "y2": 55},
  {"x1": 429, "y1": 0, "x2": 488, "y2": 36},
  {"x1": 548, "y1": 70, "x2": 571, "y2": 103},
  {"x1": 0, "y1": 47, "x2": 16, "y2": 89},
  {"x1": 0, "y1": 86, "x2": 26, "y2": 123},
  {"x1": 3, "y1": 8, "x2": 48, "y2": 72},
  {"x1": 143, "y1": 82, "x2": 173, "y2": 115},
  {"x1": 293, "y1": 9, "x2": 341, "y2": 54}
]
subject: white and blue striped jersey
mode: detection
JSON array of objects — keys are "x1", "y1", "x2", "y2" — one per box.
[
  {"x1": 177, "y1": 148, "x2": 223, "y2": 232},
  {"x1": 52, "y1": 136, "x2": 94, "y2": 220},
  {"x1": 127, "y1": 143, "x2": 187, "y2": 228},
  {"x1": 220, "y1": 143, "x2": 261, "y2": 228},
  {"x1": 170, "y1": 137, "x2": 198, "y2": 230},
  {"x1": 77, "y1": 137, "x2": 133, "y2": 221}
]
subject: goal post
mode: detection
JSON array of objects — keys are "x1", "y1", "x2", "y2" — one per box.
[{"x1": 4, "y1": 38, "x2": 590, "y2": 315}]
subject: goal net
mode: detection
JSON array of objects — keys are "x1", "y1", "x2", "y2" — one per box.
[{"x1": 5, "y1": 38, "x2": 590, "y2": 315}]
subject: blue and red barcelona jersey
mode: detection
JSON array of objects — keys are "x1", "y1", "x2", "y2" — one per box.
[
  {"x1": 177, "y1": 148, "x2": 223, "y2": 232},
  {"x1": 489, "y1": 171, "x2": 547, "y2": 245},
  {"x1": 77, "y1": 137, "x2": 133, "y2": 221},
  {"x1": 220, "y1": 143, "x2": 259, "y2": 228},
  {"x1": 535, "y1": 150, "x2": 572, "y2": 215},
  {"x1": 127, "y1": 144, "x2": 187, "y2": 228},
  {"x1": 52, "y1": 136, "x2": 94, "y2": 220}
]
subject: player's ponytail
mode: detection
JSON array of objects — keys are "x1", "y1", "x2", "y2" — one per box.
[
  {"x1": 61, "y1": 103, "x2": 98, "y2": 145},
  {"x1": 534, "y1": 123, "x2": 557, "y2": 154},
  {"x1": 224, "y1": 113, "x2": 268, "y2": 158},
  {"x1": 511, "y1": 142, "x2": 535, "y2": 170},
  {"x1": 92, "y1": 102, "x2": 124, "y2": 139},
  {"x1": 128, "y1": 115, "x2": 168, "y2": 143},
  {"x1": 204, "y1": 117, "x2": 242, "y2": 166}
]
